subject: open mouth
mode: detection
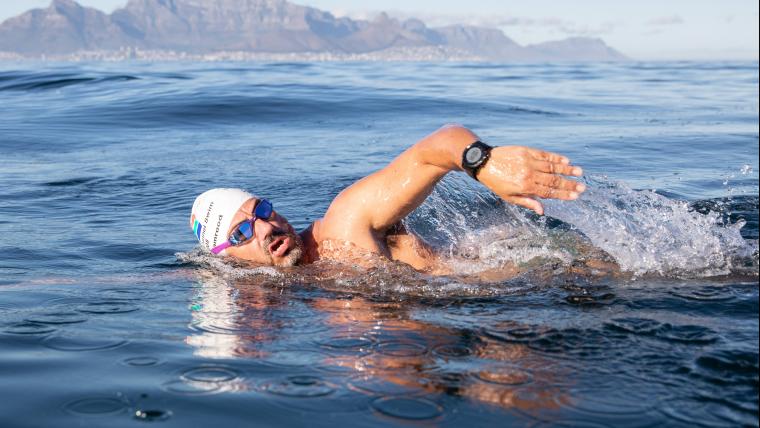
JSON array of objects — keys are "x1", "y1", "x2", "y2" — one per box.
[{"x1": 268, "y1": 236, "x2": 290, "y2": 258}]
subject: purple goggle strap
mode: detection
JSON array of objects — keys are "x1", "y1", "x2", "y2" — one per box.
[
  {"x1": 209, "y1": 199, "x2": 271, "y2": 255},
  {"x1": 211, "y1": 241, "x2": 233, "y2": 255}
]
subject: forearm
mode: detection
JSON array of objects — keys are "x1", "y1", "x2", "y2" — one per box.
[
  {"x1": 322, "y1": 124, "x2": 584, "y2": 243},
  {"x1": 413, "y1": 124, "x2": 480, "y2": 173},
  {"x1": 323, "y1": 125, "x2": 479, "y2": 234},
  {"x1": 412, "y1": 124, "x2": 585, "y2": 216}
]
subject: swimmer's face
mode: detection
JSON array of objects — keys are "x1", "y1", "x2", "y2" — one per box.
[{"x1": 224, "y1": 198, "x2": 304, "y2": 267}]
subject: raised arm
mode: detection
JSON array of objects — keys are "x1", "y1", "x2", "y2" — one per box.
[{"x1": 320, "y1": 125, "x2": 585, "y2": 243}]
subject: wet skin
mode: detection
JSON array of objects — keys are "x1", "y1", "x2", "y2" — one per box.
[
  {"x1": 223, "y1": 198, "x2": 304, "y2": 267},
  {"x1": 223, "y1": 200, "x2": 435, "y2": 271},
  {"x1": 222, "y1": 125, "x2": 586, "y2": 271}
]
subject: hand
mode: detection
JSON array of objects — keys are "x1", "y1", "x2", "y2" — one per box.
[{"x1": 477, "y1": 146, "x2": 586, "y2": 215}]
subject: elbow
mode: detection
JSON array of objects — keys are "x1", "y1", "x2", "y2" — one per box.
[
  {"x1": 434, "y1": 124, "x2": 479, "y2": 143},
  {"x1": 413, "y1": 124, "x2": 479, "y2": 171}
]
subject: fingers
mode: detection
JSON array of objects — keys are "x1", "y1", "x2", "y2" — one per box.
[
  {"x1": 526, "y1": 148, "x2": 570, "y2": 165},
  {"x1": 531, "y1": 184, "x2": 580, "y2": 200},
  {"x1": 531, "y1": 159, "x2": 583, "y2": 177},
  {"x1": 504, "y1": 196, "x2": 544, "y2": 215},
  {"x1": 533, "y1": 172, "x2": 587, "y2": 193}
]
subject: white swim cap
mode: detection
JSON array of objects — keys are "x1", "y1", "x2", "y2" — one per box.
[{"x1": 190, "y1": 188, "x2": 255, "y2": 255}]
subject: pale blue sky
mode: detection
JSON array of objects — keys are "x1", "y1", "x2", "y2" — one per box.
[{"x1": 2, "y1": 0, "x2": 758, "y2": 60}]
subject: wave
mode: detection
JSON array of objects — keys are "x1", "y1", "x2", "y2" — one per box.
[
  {"x1": 0, "y1": 71, "x2": 139, "y2": 91},
  {"x1": 0, "y1": 69, "x2": 562, "y2": 129},
  {"x1": 62, "y1": 94, "x2": 562, "y2": 129}
]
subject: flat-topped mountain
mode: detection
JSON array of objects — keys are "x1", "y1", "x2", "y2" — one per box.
[{"x1": 0, "y1": 0, "x2": 628, "y2": 60}]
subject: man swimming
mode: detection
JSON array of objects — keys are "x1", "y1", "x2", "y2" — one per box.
[{"x1": 190, "y1": 125, "x2": 586, "y2": 272}]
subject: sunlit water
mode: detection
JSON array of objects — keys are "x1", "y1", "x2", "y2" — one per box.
[{"x1": 0, "y1": 61, "x2": 757, "y2": 427}]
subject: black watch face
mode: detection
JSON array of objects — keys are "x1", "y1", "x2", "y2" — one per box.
[{"x1": 465, "y1": 147, "x2": 484, "y2": 165}]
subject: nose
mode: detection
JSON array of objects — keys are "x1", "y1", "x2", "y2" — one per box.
[{"x1": 254, "y1": 217, "x2": 276, "y2": 242}]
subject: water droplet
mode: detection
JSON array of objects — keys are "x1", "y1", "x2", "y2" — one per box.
[
  {"x1": 371, "y1": 397, "x2": 443, "y2": 420},
  {"x1": 565, "y1": 294, "x2": 596, "y2": 305},
  {"x1": 134, "y1": 409, "x2": 172, "y2": 421}
]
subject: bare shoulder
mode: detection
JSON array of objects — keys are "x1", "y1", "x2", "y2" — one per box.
[{"x1": 317, "y1": 195, "x2": 386, "y2": 254}]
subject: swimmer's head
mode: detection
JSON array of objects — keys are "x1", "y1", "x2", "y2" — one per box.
[{"x1": 190, "y1": 188, "x2": 304, "y2": 267}]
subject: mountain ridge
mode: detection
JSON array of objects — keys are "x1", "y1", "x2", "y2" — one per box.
[{"x1": 0, "y1": 0, "x2": 629, "y2": 61}]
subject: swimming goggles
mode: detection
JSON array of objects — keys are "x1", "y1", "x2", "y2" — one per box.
[{"x1": 211, "y1": 199, "x2": 273, "y2": 255}]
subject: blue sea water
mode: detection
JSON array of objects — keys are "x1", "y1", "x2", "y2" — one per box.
[{"x1": 0, "y1": 60, "x2": 758, "y2": 427}]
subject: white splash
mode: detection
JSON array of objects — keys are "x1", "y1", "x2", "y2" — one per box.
[
  {"x1": 543, "y1": 175, "x2": 755, "y2": 276},
  {"x1": 408, "y1": 174, "x2": 756, "y2": 277},
  {"x1": 176, "y1": 248, "x2": 284, "y2": 279}
]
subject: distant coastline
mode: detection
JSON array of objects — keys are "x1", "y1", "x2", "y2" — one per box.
[
  {"x1": 0, "y1": 0, "x2": 629, "y2": 62},
  {"x1": 0, "y1": 46, "x2": 616, "y2": 63}
]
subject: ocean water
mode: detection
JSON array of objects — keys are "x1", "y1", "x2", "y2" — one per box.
[{"x1": 0, "y1": 60, "x2": 757, "y2": 427}]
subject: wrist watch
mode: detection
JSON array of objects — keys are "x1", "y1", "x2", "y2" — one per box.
[{"x1": 462, "y1": 140, "x2": 493, "y2": 181}]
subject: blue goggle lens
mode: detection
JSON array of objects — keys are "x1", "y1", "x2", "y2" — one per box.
[
  {"x1": 230, "y1": 221, "x2": 254, "y2": 244},
  {"x1": 228, "y1": 199, "x2": 273, "y2": 246},
  {"x1": 254, "y1": 199, "x2": 273, "y2": 220}
]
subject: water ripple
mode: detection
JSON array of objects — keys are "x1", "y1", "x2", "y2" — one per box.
[
  {"x1": 376, "y1": 341, "x2": 428, "y2": 357},
  {"x1": 76, "y1": 301, "x2": 140, "y2": 315},
  {"x1": 63, "y1": 396, "x2": 130, "y2": 416},
  {"x1": 42, "y1": 334, "x2": 129, "y2": 352},
  {"x1": 260, "y1": 375, "x2": 336, "y2": 398},
  {"x1": 371, "y1": 396, "x2": 443, "y2": 421},
  {"x1": 122, "y1": 356, "x2": 163, "y2": 367},
  {"x1": 2, "y1": 321, "x2": 57, "y2": 335},
  {"x1": 25, "y1": 311, "x2": 88, "y2": 325}
]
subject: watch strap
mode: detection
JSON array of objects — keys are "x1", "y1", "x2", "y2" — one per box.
[{"x1": 462, "y1": 140, "x2": 493, "y2": 181}]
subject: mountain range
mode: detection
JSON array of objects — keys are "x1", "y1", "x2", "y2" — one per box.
[{"x1": 0, "y1": 0, "x2": 629, "y2": 61}]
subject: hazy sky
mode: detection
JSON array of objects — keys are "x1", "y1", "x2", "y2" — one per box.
[{"x1": 1, "y1": 0, "x2": 757, "y2": 60}]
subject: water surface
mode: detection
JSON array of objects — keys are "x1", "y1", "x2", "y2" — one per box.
[{"x1": 0, "y1": 60, "x2": 758, "y2": 427}]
